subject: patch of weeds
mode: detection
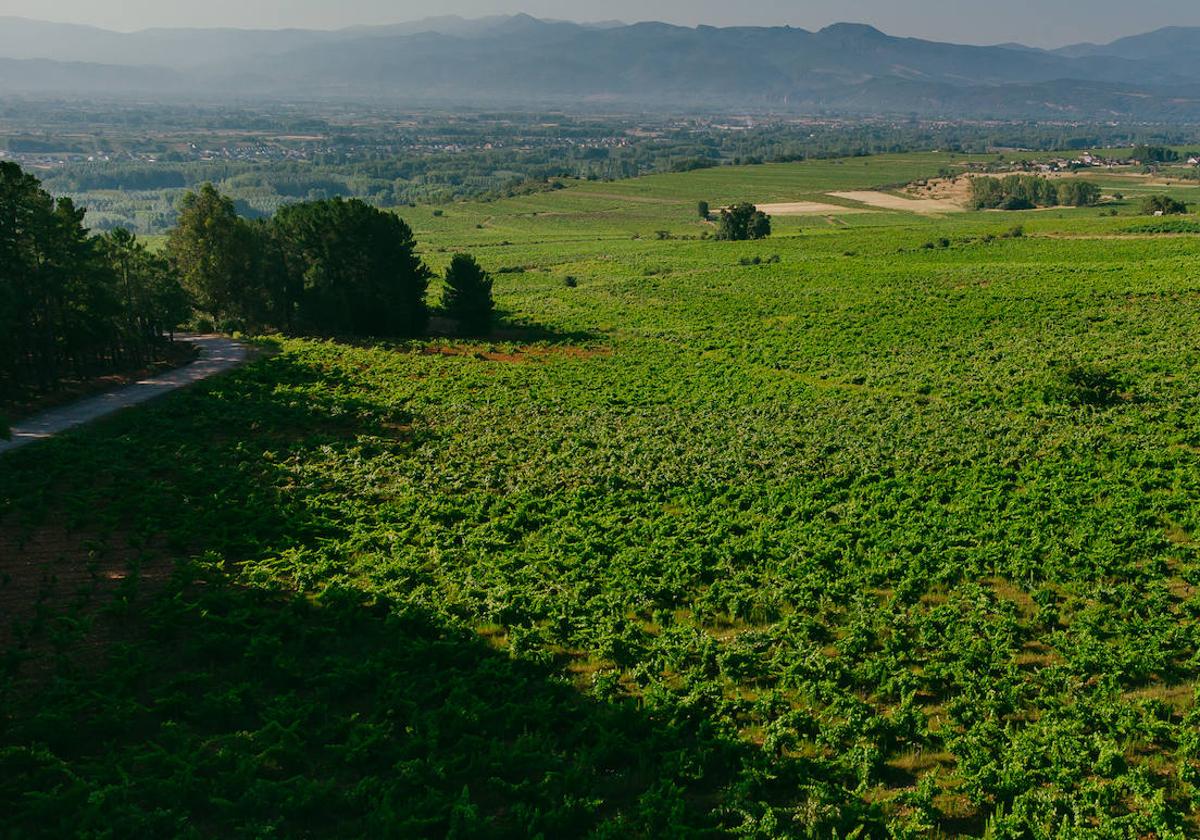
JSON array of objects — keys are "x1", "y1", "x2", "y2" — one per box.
[{"x1": 1043, "y1": 363, "x2": 1128, "y2": 408}]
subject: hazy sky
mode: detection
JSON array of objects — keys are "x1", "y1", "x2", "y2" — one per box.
[{"x1": 3, "y1": 0, "x2": 1199, "y2": 47}]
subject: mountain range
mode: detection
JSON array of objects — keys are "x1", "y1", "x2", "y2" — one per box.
[{"x1": 1, "y1": 14, "x2": 1199, "y2": 118}]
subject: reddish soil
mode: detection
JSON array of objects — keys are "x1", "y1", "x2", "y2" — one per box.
[{"x1": 0, "y1": 520, "x2": 175, "y2": 673}]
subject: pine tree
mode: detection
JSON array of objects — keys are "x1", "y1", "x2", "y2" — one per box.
[{"x1": 441, "y1": 254, "x2": 494, "y2": 335}]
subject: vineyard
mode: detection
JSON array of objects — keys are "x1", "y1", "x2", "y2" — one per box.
[{"x1": 3, "y1": 154, "x2": 1200, "y2": 837}]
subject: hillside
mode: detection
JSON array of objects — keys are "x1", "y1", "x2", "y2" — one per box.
[{"x1": 4, "y1": 154, "x2": 1200, "y2": 836}]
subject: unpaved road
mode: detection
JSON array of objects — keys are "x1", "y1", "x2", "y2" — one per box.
[{"x1": 0, "y1": 335, "x2": 248, "y2": 456}]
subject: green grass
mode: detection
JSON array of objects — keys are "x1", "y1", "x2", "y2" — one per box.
[{"x1": 4, "y1": 154, "x2": 1200, "y2": 838}]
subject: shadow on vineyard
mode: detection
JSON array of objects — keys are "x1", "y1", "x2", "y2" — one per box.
[
  {"x1": 1042, "y1": 363, "x2": 1130, "y2": 408},
  {"x1": 0, "y1": 349, "x2": 860, "y2": 837},
  {"x1": 1, "y1": 574, "x2": 758, "y2": 836}
]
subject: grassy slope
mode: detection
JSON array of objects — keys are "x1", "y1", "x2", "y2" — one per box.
[{"x1": 3, "y1": 156, "x2": 1200, "y2": 838}]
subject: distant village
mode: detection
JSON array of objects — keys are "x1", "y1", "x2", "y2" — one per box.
[
  {"x1": 1030, "y1": 152, "x2": 1200, "y2": 171},
  {"x1": 962, "y1": 148, "x2": 1200, "y2": 176}
]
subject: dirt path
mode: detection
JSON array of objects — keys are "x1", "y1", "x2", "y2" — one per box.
[{"x1": 0, "y1": 335, "x2": 249, "y2": 456}]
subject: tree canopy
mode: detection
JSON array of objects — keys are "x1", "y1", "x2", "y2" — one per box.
[
  {"x1": 1, "y1": 162, "x2": 187, "y2": 400},
  {"x1": 717, "y1": 204, "x2": 772, "y2": 241},
  {"x1": 970, "y1": 175, "x2": 1100, "y2": 210},
  {"x1": 2, "y1": 169, "x2": 450, "y2": 412},
  {"x1": 166, "y1": 184, "x2": 261, "y2": 328},
  {"x1": 272, "y1": 198, "x2": 431, "y2": 337},
  {"x1": 441, "y1": 254, "x2": 495, "y2": 335},
  {"x1": 1141, "y1": 195, "x2": 1189, "y2": 215}
]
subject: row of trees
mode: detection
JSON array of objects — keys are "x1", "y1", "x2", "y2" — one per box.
[
  {"x1": 167, "y1": 185, "x2": 495, "y2": 336},
  {"x1": 1130, "y1": 146, "x2": 1183, "y2": 164},
  {"x1": 0, "y1": 162, "x2": 190, "y2": 399},
  {"x1": 969, "y1": 175, "x2": 1101, "y2": 210}
]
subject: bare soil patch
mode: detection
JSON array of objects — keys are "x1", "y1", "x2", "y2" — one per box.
[
  {"x1": 755, "y1": 201, "x2": 870, "y2": 216},
  {"x1": 0, "y1": 521, "x2": 174, "y2": 663},
  {"x1": 902, "y1": 175, "x2": 976, "y2": 204},
  {"x1": 829, "y1": 190, "x2": 966, "y2": 214}
]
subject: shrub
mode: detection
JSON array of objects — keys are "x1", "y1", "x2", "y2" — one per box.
[{"x1": 563, "y1": 276, "x2": 578, "y2": 288}]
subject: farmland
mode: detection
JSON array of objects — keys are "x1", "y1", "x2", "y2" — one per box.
[{"x1": 3, "y1": 154, "x2": 1200, "y2": 837}]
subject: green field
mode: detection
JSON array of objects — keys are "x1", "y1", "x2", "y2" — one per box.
[{"x1": 4, "y1": 155, "x2": 1200, "y2": 838}]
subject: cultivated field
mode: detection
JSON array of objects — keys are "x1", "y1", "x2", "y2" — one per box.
[
  {"x1": 829, "y1": 189, "x2": 967, "y2": 214},
  {"x1": 3, "y1": 154, "x2": 1200, "y2": 837}
]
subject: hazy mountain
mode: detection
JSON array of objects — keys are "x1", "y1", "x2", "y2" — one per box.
[
  {"x1": 0, "y1": 57, "x2": 182, "y2": 93},
  {"x1": 0, "y1": 16, "x2": 336, "y2": 67},
  {"x1": 0, "y1": 13, "x2": 596, "y2": 66},
  {"x1": 1, "y1": 15, "x2": 1198, "y2": 118},
  {"x1": 1054, "y1": 26, "x2": 1200, "y2": 78},
  {"x1": 225, "y1": 19, "x2": 1186, "y2": 112},
  {"x1": 343, "y1": 13, "x2": 624, "y2": 39},
  {"x1": 1056, "y1": 26, "x2": 1200, "y2": 59}
]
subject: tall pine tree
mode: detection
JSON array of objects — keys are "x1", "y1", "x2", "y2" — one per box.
[{"x1": 441, "y1": 254, "x2": 494, "y2": 336}]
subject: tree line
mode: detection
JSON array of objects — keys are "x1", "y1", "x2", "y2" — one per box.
[
  {"x1": 1, "y1": 161, "x2": 190, "y2": 401},
  {"x1": 969, "y1": 175, "x2": 1101, "y2": 210},
  {"x1": 2, "y1": 164, "x2": 494, "y2": 407}
]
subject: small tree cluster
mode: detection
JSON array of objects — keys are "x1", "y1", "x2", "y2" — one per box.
[
  {"x1": 271, "y1": 198, "x2": 431, "y2": 336},
  {"x1": 716, "y1": 203, "x2": 772, "y2": 241},
  {"x1": 167, "y1": 187, "x2": 434, "y2": 337},
  {"x1": 168, "y1": 185, "x2": 498, "y2": 339},
  {"x1": 1141, "y1": 195, "x2": 1189, "y2": 216},
  {"x1": 970, "y1": 175, "x2": 1099, "y2": 210}
]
